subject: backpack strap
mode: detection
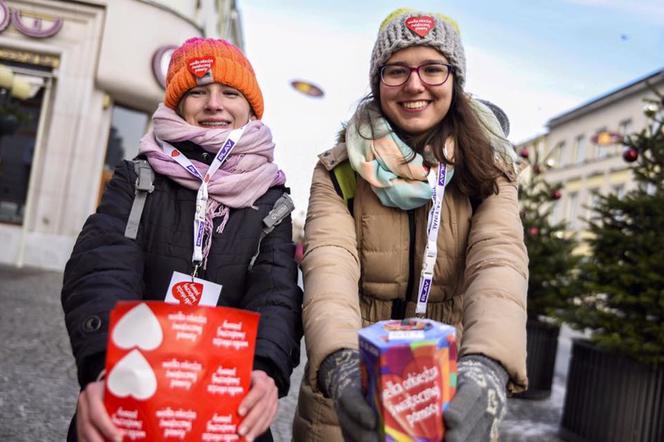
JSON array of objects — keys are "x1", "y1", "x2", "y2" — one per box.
[
  {"x1": 124, "y1": 159, "x2": 155, "y2": 240},
  {"x1": 329, "y1": 160, "x2": 357, "y2": 216},
  {"x1": 248, "y1": 192, "x2": 295, "y2": 271}
]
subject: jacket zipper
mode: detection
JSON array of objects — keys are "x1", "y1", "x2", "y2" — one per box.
[{"x1": 392, "y1": 209, "x2": 416, "y2": 320}]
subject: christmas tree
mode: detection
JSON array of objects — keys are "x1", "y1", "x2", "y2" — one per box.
[
  {"x1": 563, "y1": 93, "x2": 664, "y2": 365},
  {"x1": 518, "y1": 148, "x2": 579, "y2": 321}
]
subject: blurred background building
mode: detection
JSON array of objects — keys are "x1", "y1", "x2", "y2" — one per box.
[
  {"x1": 516, "y1": 68, "x2": 664, "y2": 249},
  {"x1": 0, "y1": 0, "x2": 241, "y2": 269}
]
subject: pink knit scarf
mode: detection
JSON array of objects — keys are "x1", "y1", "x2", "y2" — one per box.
[{"x1": 138, "y1": 104, "x2": 286, "y2": 266}]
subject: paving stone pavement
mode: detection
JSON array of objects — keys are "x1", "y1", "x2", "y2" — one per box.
[{"x1": 0, "y1": 265, "x2": 566, "y2": 441}]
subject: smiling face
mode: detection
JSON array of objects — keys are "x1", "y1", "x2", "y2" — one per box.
[
  {"x1": 179, "y1": 83, "x2": 254, "y2": 129},
  {"x1": 379, "y1": 46, "x2": 454, "y2": 135}
]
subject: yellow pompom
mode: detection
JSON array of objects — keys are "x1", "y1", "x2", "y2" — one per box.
[
  {"x1": 378, "y1": 8, "x2": 461, "y2": 35},
  {"x1": 379, "y1": 8, "x2": 414, "y2": 31}
]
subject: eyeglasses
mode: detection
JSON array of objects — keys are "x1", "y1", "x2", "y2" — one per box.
[{"x1": 380, "y1": 63, "x2": 454, "y2": 87}]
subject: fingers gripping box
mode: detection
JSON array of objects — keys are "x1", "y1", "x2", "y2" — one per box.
[
  {"x1": 358, "y1": 319, "x2": 457, "y2": 442},
  {"x1": 104, "y1": 301, "x2": 259, "y2": 441}
]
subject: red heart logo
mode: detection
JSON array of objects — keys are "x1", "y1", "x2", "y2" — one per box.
[
  {"x1": 405, "y1": 16, "x2": 435, "y2": 38},
  {"x1": 381, "y1": 354, "x2": 443, "y2": 439},
  {"x1": 172, "y1": 281, "x2": 204, "y2": 305},
  {"x1": 171, "y1": 150, "x2": 181, "y2": 157},
  {"x1": 187, "y1": 56, "x2": 215, "y2": 78}
]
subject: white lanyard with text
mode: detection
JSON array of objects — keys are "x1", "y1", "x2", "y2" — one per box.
[
  {"x1": 158, "y1": 126, "x2": 246, "y2": 274},
  {"x1": 415, "y1": 162, "x2": 450, "y2": 316}
]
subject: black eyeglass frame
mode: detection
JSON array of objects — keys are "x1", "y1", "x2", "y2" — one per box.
[{"x1": 379, "y1": 63, "x2": 455, "y2": 87}]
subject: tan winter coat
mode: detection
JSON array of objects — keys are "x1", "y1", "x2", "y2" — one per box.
[{"x1": 293, "y1": 143, "x2": 528, "y2": 442}]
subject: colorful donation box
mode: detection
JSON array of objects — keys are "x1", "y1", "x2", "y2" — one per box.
[
  {"x1": 103, "y1": 301, "x2": 259, "y2": 441},
  {"x1": 359, "y1": 319, "x2": 457, "y2": 442}
]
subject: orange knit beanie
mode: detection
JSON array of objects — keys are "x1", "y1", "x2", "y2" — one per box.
[{"x1": 164, "y1": 37, "x2": 264, "y2": 119}]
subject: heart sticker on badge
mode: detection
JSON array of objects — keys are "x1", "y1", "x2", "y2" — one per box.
[
  {"x1": 171, "y1": 150, "x2": 181, "y2": 157},
  {"x1": 188, "y1": 57, "x2": 215, "y2": 78},
  {"x1": 112, "y1": 303, "x2": 163, "y2": 351},
  {"x1": 405, "y1": 16, "x2": 435, "y2": 37},
  {"x1": 107, "y1": 349, "x2": 157, "y2": 400},
  {"x1": 172, "y1": 281, "x2": 204, "y2": 305}
]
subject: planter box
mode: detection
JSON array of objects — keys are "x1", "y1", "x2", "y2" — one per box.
[
  {"x1": 515, "y1": 320, "x2": 560, "y2": 400},
  {"x1": 560, "y1": 339, "x2": 664, "y2": 442}
]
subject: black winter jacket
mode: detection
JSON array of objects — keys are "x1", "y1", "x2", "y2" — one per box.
[{"x1": 61, "y1": 147, "x2": 302, "y2": 400}]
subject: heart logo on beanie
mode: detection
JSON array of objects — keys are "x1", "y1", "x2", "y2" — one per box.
[
  {"x1": 172, "y1": 281, "x2": 204, "y2": 305},
  {"x1": 405, "y1": 16, "x2": 435, "y2": 38},
  {"x1": 188, "y1": 57, "x2": 215, "y2": 78},
  {"x1": 111, "y1": 303, "x2": 163, "y2": 351},
  {"x1": 107, "y1": 349, "x2": 157, "y2": 400}
]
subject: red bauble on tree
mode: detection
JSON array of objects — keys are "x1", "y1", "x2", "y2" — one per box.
[
  {"x1": 519, "y1": 148, "x2": 529, "y2": 159},
  {"x1": 622, "y1": 147, "x2": 638, "y2": 163},
  {"x1": 528, "y1": 226, "x2": 540, "y2": 237},
  {"x1": 551, "y1": 190, "x2": 562, "y2": 200}
]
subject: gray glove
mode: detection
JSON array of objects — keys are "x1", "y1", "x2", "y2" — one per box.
[
  {"x1": 444, "y1": 355, "x2": 509, "y2": 442},
  {"x1": 318, "y1": 349, "x2": 379, "y2": 442}
]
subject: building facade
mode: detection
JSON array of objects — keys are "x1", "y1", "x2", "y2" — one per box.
[
  {"x1": 517, "y1": 69, "x2": 664, "y2": 243},
  {"x1": 0, "y1": 0, "x2": 242, "y2": 269}
]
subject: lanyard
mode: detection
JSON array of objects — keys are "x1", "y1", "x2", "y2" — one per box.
[
  {"x1": 157, "y1": 126, "x2": 246, "y2": 273},
  {"x1": 415, "y1": 162, "x2": 450, "y2": 316}
]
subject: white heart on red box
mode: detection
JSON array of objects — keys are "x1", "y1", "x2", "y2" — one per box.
[
  {"x1": 107, "y1": 349, "x2": 157, "y2": 400},
  {"x1": 111, "y1": 303, "x2": 163, "y2": 350}
]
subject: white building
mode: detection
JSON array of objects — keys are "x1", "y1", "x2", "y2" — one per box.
[
  {"x1": 0, "y1": 0, "x2": 242, "y2": 269},
  {"x1": 518, "y1": 68, "x2": 664, "y2": 243}
]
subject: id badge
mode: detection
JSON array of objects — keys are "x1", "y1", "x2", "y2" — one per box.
[{"x1": 164, "y1": 271, "x2": 222, "y2": 306}]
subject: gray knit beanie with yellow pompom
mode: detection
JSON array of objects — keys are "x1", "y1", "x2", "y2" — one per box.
[{"x1": 369, "y1": 8, "x2": 466, "y2": 95}]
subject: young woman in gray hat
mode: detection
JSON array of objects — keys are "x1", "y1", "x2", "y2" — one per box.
[{"x1": 293, "y1": 8, "x2": 527, "y2": 442}]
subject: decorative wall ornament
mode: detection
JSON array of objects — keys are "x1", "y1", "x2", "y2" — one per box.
[
  {"x1": 151, "y1": 45, "x2": 177, "y2": 89},
  {"x1": 0, "y1": 0, "x2": 63, "y2": 39},
  {"x1": 0, "y1": 1, "x2": 9, "y2": 32}
]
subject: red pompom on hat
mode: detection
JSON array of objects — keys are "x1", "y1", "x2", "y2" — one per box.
[{"x1": 164, "y1": 37, "x2": 264, "y2": 119}]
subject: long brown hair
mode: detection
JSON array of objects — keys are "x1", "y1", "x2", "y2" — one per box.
[{"x1": 356, "y1": 79, "x2": 502, "y2": 200}]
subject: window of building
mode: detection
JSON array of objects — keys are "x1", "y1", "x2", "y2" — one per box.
[
  {"x1": 575, "y1": 134, "x2": 586, "y2": 164},
  {"x1": 98, "y1": 105, "x2": 149, "y2": 201},
  {"x1": 619, "y1": 118, "x2": 632, "y2": 135},
  {"x1": 554, "y1": 141, "x2": 565, "y2": 166},
  {"x1": 0, "y1": 66, "x2": 48, "y2": 225},
  {"x1": 566, "y1": 191, "x2": 579, "y2": 229},
  {"x1": 612, "y1": 184, "x2": 625, "y2": 199},
  {"x1": 586, "y1": 188, "x2": 601, "y2": 224},
  {"x1": 551, "y1": 194, "x2": 565, "y2": 225},
  {"x1": 105, "y1": 105, "x2": 149, "y2": 169}
]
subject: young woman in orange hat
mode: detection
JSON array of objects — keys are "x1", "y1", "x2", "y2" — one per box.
[
  {"x1": 295, "y1": 8, "x2": 527, "y2": 442},
  {"x1": 62, "y1": 37, "x2": 302, "y2": 442}
]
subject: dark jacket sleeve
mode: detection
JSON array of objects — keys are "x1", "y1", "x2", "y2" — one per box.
[
  {"x1": 242, "y1": 204, "x2": 303, "y2": 397},
  {"x1": 61, "y1": 160, "x2": 145, "y2": 388}
]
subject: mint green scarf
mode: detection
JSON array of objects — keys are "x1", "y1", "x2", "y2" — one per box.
[
  {"x1": 345, "y1": 98, "x2": 517, "y2": 210},
  {"x1": 345, "y1": 104, "x2": 452, "y2": 210}
]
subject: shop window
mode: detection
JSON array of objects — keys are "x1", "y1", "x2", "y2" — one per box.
[
  {"x1": 0, "y1": 68, "x2": 45, "y2": 225},
  {"x1": 99, "y1": 105, "x2": 149, "y2": 201}
]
